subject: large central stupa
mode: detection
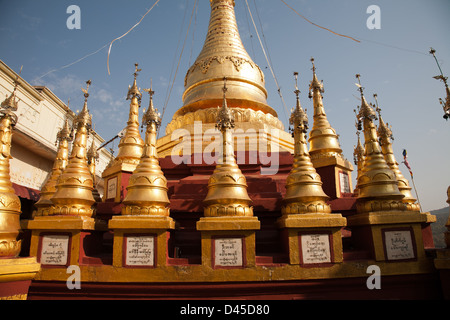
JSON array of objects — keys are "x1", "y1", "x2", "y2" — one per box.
[{"x1": 157, "y1": 0, "x2": 293, "y2": 158}]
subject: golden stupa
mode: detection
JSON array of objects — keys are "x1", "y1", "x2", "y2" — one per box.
[
  {"x1": 375, "y1": 97, "x2": 420, "y2": 212},
  {"x1": 353, "y1": 75, "x2": 405, "y2": 213},
  {"x1": 0, "y1": 77, "x2": 22, "y2": 257},
  {"x1": 281, "y1": 74, "x2": 331, "y2": 215},
  {"x1": 34, "y1": 118, "x2": 73, "y2": 216},
  {"x1": 158, "y1": 0, "x2": 293, "y2": 157},
  {"x1": 49, "y1": 80, "x2": 96, "y2": 217},
  {"x1": 202, "y1": 78, "x2": 254, "y2": 218},
  {"x1": 107, "y1": 64, "x2": 144, "y2": 171},
  {"x1": 308, "y1": 58, "x2": 344, "y2": 161},
  {"x1": 121, "y1": 84, "x2": 171, "y2": 217}
]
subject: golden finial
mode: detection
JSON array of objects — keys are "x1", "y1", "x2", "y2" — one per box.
[
  {"x1": 127, "y1": 63, "x2": 142, "y2": 101},
  {"x1": 75, "y1": 80, "x2": 93, "y2": 129},
  {"x1": 216, "y1": 77, "x2": 235, "y2": 131},
  {"x1": 355, "y1": 75, "x2": 377, "y2": 122},
  {"x1": 429, "y1": 48, "x2": 450, "y2": 120},
  {"x1": 143, "y1": 79, "x2": 161, "y2": 128},
  {"x1": 290, "y1": 72, "x2": 308, "y2": 133}
]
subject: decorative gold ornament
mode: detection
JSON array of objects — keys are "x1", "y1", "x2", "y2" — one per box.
[
  {"x1": 352, "y1": 130, "x2": 365, "y2": 196},
  {"x1": 375, "y1": 96, "x2": 420, "y2": 212},
  {"x1": 354, "y1": 75, "x2": 405, "y2": 213},
  {"x1": 0, "y1": 73, "x2": 21, "y2": 258},
  {"x1": 203, "y1": 78, "x2": 253, "y2": 217},
  {"x1": 121, "y1": 82, "x2": 170, "y2": 216},
  {"x1": 34, "y1": 118, "x2": 73, "y2": 216},
  {"x1": 429, "y1": 48, "x2": 450, "y2": 120},
  {"x1": 50, "y1": 80, "x2": 95, "y2": 217},
  {"x1": 281, "y1": 73, "x2": 331, "y2": 215},
  {"x1": 179, "y1": 0, "x2": 277, "y2": 121},
  {"x1": 308, "y1": 58, "x2": 344, "y2": 162},
  {"x1": 111, "y1": 63, "x2": 144, "y2": 169}
]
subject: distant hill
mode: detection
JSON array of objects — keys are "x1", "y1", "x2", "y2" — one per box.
[{"x1": 430, "y1": 207, "x2": 449, "y2": 248}]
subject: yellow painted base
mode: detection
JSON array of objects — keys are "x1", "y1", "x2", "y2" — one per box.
[
  {"x1": 277, "y1": 213, "x2": 346, "y2": 265},
  {"x1": 197, "y1": 216, "x2": 260, "y2": 269},
  {"x1": 347, "y1": 211, "x2": 433, "y2": 262},
  {"x1": 109, "y1": 216, "x2": 175, "y2": 268},
  {"x1": 25, "y1": 216, "x2": 96, "y2": 267},
  {"x1": 0, "y1": 257, "x2": 40, "y2": 300}
]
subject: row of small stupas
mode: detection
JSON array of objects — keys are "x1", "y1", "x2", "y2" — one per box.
[{"x1": 1, "y1": 0, "x2": 446, "y2": 300}]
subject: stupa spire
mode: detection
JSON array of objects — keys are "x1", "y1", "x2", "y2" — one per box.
[
  {"x1": 308, "y1": 58, "x2": 344, "y2": 160},
  {"x1": 179, "y1": 0, "x2": 276, "y2": 119},
  {"x1": 282, "y1": 73, "x2": 331, "y2": 215},
  {"x1": 112, "y1": 63, "x2": 144, "y2": 169},
  {"x1": 87, "y1": 141, "x2": 102, "y2": 202},
  {"x1": 354, "y1": 75, "x2": 405, "y2": 213},
  {"x1": 34, "y1": 117, "x2": 73, "y2": 216},
  {"x1": 203, "y1": 77, "x2": 253, "y2": 217},
  {"x1": 374, "y1": 95, "x2": 420, "y2": 212},
  {"x1": 353, "y1": 129, "x2": 365, "y2": 197},
  {"x1": 121, "y1": 81, "x2": 170, "y2": 216},
  {"x1": 50, "y1": 80, "x2": 96, "y2": 217}
]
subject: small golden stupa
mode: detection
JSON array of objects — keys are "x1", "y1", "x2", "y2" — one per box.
[
  {"x1": 353, "y1": 75, "x2": 405, "y2": 213},
  {"x1": 281, "y1": 73, "x2": 331, "y2": 215},
  {"x1": 201, "y1": 78, "x2": 254, "y2": 218},
  {"x1": 307, "y1": 58, "x2": 353, "y2": 197},
  {"x1": 101, "y1": 64, "x2": 145, "y2": 202},
  {"x1": 308, "y1": 58, "x2": 344, "y2": 161},
  {"x1": 109, "y1": 64, "x2": 144, "y2": 171},
  {"x1": 34, "y1": 118, "x2": 73, "y2": 216},
  {"x1": 109, "y1": 83, "x2": 174, "y2": 268},
  {"x1": 121, "y1": 84, "x2": 171, "y2": 217},
  {"x1": 375, "y1": 96, "x2": 420, "y2": 212},
  {"x1": 0, "y1": 77, "x2": 22, "y2": 257},
  {"x1": 277, "y1": 73, "x2": 346, "y2": 265},
  {"x1": 49, "y1": 80, "x2": 95, "y2": 217}
]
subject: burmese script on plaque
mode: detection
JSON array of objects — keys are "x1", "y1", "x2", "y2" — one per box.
[
  {"x1": 107, "y1": 177, "x2": 117, "y2": 200},
  {"x1": 384, "y1": 230, "x2": 415, "y2": 260},
  {"x1": 125, "y1": 236, "x2": 155, "y2": 267},
  {"x1": 301, "y1": 234, "x2": 332, "y2": 264},
  {"x1": 40, "y1": 235, "x2": 70, "y2": 265},
  {"x1": 214, "y1": 238, "x2": 243, "y2": 267}
]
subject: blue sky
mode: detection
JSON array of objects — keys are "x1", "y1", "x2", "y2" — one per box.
[{"x1": 1, "y1": 0, "x2": 449, "y2": 212}]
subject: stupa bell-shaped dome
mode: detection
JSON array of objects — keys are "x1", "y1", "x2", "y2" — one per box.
[{"x1": 178, "y1": 0, "x2": 276, "y2": 118}]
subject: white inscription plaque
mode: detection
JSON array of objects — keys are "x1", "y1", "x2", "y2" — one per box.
[
  {"x1": 339, "y1": 172, "x2": 351, "y2": 193},
  {"x1": 40, "y1": 235, "x2": 70, "y2": 265},
  {"x1": 214, "y1": 238, "x2": 243, "y2": 267},
  {"x1": 125, "y1": 236, "x2": 155, "y2": 267},
  {"x1": 107, "y1": 177, "x2": 117, "y2": 200},
  {"x1": 384, "y1": 230, "x2": 415, "y2": 260},
  {"x1": 301, "y1": 234, "x2": 331, "y2": 264}
]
